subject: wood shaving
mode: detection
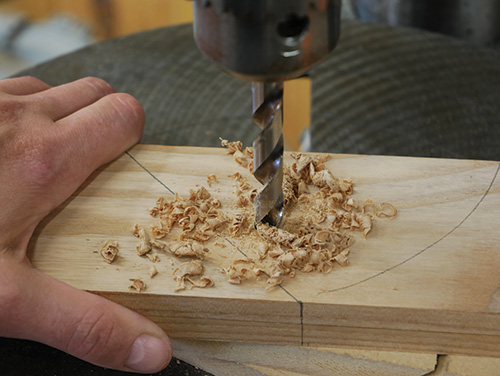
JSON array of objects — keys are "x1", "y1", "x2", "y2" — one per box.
[
  {"x1": 221, "y1": 265, "x2": 245, "y2": 284},
  {"x1": 228, "y1": 212, "x2": 246, "y2": 236},
  {"x1": 151, "y1": 239, "x2": 170, "y2": 251},
  {"x1": 220, "y1": 261, "x2": 255, "y2": 284},
  {"x1": 173, "y1": 260, "x2": 213, "y2": 292},
  {"x1": 186, "y1": 276, "x2": 214, "y2": 288},
  {"x1": 147, "y1": 253, "x2": 160, "y2": 263},
  {"x1": 359, "y1": 214, "x2": 372, "y2": 238},
  {"x1": 147, "y1": 187, "x2": 225, "y2": 246},
  {"x1": 378, "y1": 202, "x2": 397, "y2": 218},
  {"x1": 131, "y1": 224, "x2": 152, "y2": 255},
  {"x1": 170, "y1": 241, "x2": 208, "y2": 259},
  {"x1": 99, "y1": 240, "x2": 119, "y2": 264},
  {"x1": 129, "y1": 278, "x2": 146, "y2": 292},
  {"x1": 122, "y1": 141, "x2": 396, "y2": 292},
  {"x1": 221, "y1": 139, "x2": 253, "y2": 171},
  {"x1": 174, "y1": 260, "x2": 203, "y2": 279},
  {"x1": 207, "y1": 174, "x2": 218, "y2": 187},
  {"x1": 149, "y1": 266, "x2": 158, "y2": 278}
]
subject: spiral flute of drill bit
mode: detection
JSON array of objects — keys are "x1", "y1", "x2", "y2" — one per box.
[{"x1": 252, "y1": 82, "x2": 284, "y2": 227}]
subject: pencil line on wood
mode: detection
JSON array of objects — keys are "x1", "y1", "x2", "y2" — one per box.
[
  {"x1": 125, "y1": 151, "x2": 176, "y2": 195},
  {"x1": 323, "y1": 162, "x2": 500, "y2": 295},
  {"x1": 224, "y1": 237, "x2": 304, "y2": 345}
]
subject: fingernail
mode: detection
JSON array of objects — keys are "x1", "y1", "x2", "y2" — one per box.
[{"x1": 125, "y1": 334, "x2": 169, "y2": 373}]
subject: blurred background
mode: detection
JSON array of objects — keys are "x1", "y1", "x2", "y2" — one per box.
[
  {"x1": 0, "y1": 0, "x2": 195, "y2": 78},
  {"x1": 1, "y1": 0, "x2": 499, "y2": 78}
]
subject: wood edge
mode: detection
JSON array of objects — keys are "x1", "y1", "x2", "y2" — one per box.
[{"x1": 130, "y1": 144, "x2": 500, "y2": 164}]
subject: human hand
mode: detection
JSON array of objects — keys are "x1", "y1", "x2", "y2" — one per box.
[{"x1": 0, "y1": 76, "x2": 172, "y2": 373}]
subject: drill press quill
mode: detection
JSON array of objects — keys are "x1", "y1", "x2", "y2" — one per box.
[{"x1": 193, "y1": 0, "x2": 341, "y2": 227}]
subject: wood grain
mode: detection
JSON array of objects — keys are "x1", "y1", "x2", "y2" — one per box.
[
  {"x1": 171, "y1": 340, "x2": 437, "y2": 376},
  {"x1": 29, "y1": 145, "x2": 500, "y2": 357}
]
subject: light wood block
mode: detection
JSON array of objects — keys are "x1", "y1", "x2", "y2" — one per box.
[{"x1": 29, "y1": 145, "x2": 500, "y2": 358}]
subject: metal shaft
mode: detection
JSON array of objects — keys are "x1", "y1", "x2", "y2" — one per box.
[{"x1": 252, "y1": 82, "x2": 284, "y2": 227}]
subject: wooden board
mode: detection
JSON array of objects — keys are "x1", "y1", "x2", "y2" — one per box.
[
  {"x1": 28, "y1": 145, "x2": 500, "y2": 357},
  {"x1": 171, "y1": 340, "x2": 438, "y2": 376}
]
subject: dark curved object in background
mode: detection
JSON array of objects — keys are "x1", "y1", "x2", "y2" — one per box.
[
  {"x1": 5, "y1": 19, "x2": 500, "y2": 376},
  {"x1": 310, "y1": 20, "x2": 500, "y2": 160},
  {"x1": 16, "y1": 20, "x2": 500, "y2": 161}
]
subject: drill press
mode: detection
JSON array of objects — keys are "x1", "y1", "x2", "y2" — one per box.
[{"x1": 193, "y1": 0, "x2": 341, "y2": 227}]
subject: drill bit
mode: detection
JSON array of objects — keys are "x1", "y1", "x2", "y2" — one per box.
[{"x1": 252, "y1": 82, "x2": 284, "y2": 227}]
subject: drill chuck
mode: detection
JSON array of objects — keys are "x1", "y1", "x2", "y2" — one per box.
[{"x1": 193, "y1": 0, "x2": 341, "y2": 82}]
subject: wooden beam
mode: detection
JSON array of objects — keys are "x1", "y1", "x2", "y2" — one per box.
[{"x1": 29, "y1": 145, "x2": 500, "y2": 357}]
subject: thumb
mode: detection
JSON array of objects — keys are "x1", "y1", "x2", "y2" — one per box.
[{"x1": 1, "y1": 260, "x2": 172, "y2": 373}]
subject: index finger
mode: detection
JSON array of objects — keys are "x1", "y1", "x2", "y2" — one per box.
[
  {"x1": 52, "y1": 92, "x2": 145, "y2": 194},
  {"x1": 0, "y1": 76, "x2": 51, "y2": 95}
]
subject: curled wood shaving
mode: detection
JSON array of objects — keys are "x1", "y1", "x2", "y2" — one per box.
[
  {"x1": 267, "y1": 269, "x2": 284, "y2": 287},
  {"x1": 129, "y1": 278, "x2": 146, "y2": 292},
  {"x1": 207, "y1": 174, "x2": 218, "y2": 187},
  {"x1": 99, "y1": 240, "x2": 119, "y2": 264},
  {"x1": 221, "y1": 260, "x2": 257, "y2": 284},
  {"x1": 173, "y1": 260, "x2": 213, "y2": 292},
  {"x1": 147, "y1": 253, "x2": 160, "y2": 263},
  {"x1": 222, "y1": 265, "x2": 244, "y2": 284},
  {"x1": 248, "y1": 242, "x2": 269, "y2": 262},
  {"x1": 333, "y1": 249, "x2": 350, "y2": 267},
  {"x1": 174, "y1": 260, "x2": 203, "y2": 279},
  {"x1": 149, "y1": 266, "x2": 158, "y2": 278},
  {"x1": 151, "y1": 225, "x2": 167, "y2": 240},
  {"x1": 359, "y1": 214, "x2": 372, "y2": 238},
  {"x1": 186, "y1": 276, "x2": 214, "y2": 289},
  {"x1": 283, "y1": 168, "x2": 297, "y2": 207},
  {"x1": 378, "y1": 202, "x2": 397, "y2": 218},
  {"x1": 151, "y1": 239, "x2": 170, "y2": 252},
  {"x1": 229, "y1": 212, "x2": 251, "y2": 236},
  {"x1": 221, "y1": 139, "x2": 253, "y2": 171},
  {"x1": 362, "y1": 200, "x2": 397, "y2": 218},
  {"x1": 131, "y1": 224, "x2": 152, "y2": 256},
  {"x1": 297, "y1": 181, "x2": 309, "y2": 195},
  {"x1": 220, "y1": 138, "x2": 243, "y2": 154},
  {"x1": 171, "y1": 241, "x2": 208, "y2": 259},
  {"x1": 362, "y1": 199, "x2": 378, "y2": 216}
]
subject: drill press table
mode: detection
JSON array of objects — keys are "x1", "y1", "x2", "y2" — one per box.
[{"x1": 3, "y1": 20, "x2": 500, "y2": 376}]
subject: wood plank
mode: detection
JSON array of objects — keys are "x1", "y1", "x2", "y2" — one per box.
[
  {"x1": 109, "y1": 0, "x2": 193, "y2": 37},
  {"x1": 445, "y1": 354, "x2": 500, "y2": 376},
  {"x1": 28, "y1": 145, "x2": 500, "y2": 357},
  {"x1": 283, "y1": 77, "x2": 311, "y2": 151},
  {"x1": 171, "y1": 340, "x2": 437, "y2": 376}
]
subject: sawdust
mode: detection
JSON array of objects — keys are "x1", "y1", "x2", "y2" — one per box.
[{"x1": 94, "y1": 141, "x2": 396, "y2": 293}]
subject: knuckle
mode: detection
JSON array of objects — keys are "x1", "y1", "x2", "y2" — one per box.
[
  {"x1": 111, "y1": 93, "x2": 145, "y2": 134},
  {"x1": 0, "y1": 98, "x2": 26, "y2": 125},
  {"x1": 22, "y1": 76, "x2": 49, "y2": 89},
  {"x1": 66, "y1": 306, "x2": 118, "y2": 363},
  {"x1": 82, "y1": 76, "x2": 114, "y2": 95},
  {"x1": 0, "y1": 98, "x2": 59, "y2": 188},
  {"x1": 17, "y1": 139, "x2": 60, "y2": 189}
]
